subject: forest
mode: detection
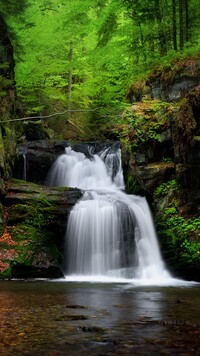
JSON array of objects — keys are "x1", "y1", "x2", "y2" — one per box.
[
  {"x1": 0, "y1": 0, "x2": 200, "y2": 281},
  {"x1": 1, "y1": 2, "x2": 200, "y2": 354},
  {"x1": 1, "y1": 0, "x2": 200, "y2": 136}
]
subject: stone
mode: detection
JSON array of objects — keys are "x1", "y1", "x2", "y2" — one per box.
[
  {"x1": 23, "y1": 121, "x2": 50, "y2": 141},
  {"x1": 0, "y1": 179, "x2": 82, "y2": 279},
  {"x1": 136, "y1": 163, "x2": 175, "y2": 192}
]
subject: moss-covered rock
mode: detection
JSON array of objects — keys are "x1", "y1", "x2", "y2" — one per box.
[
  {"x1": 153, "y1": 180, "x2": 200, "y2": 280},
  {"x1": 0, "y1": 179, "x2": 82, "y2": 279},
  {"x1": 0, "y1": 15, "x2": 17, "y2": 188},
  {"x1": 121, "y1": 57, "x2": 200, "y2": 280}
]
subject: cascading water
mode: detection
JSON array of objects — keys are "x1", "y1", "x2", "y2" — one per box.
[
  {"x1": 23, "y1": 153, "x2": 27, "y2": 181},
  {"x1": 47, "y1": 143, "x2": 172, "y2": 283},
  {"x1": 18, "y1": 147, "x2": 27, "y2": 181}
]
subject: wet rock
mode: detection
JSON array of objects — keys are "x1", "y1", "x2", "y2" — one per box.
[
  {"x1": 136, "y1": 162, "x2": 175, "y2": 192},
  {"x1": 148, "y1": 57, "x2": 200, "y2": 102},
  {"x1": 175, "y1": 299, "x2": 181, "y2": 304},
  {"x1": 55, "y1": 315, "x2": 88, "y2": 321},
  {"x1": 11, "y1": 262, "x2": 63, "y2": 279},
  {"x1": 78, "y1": 326, "x2": 105, "y2": 333},
  {"x1": 23, "y1": 121, "x2": 50, "y2": 141},
  {"x1": 0, "y1": 179, "x2": 82, "y2": 279},
  {"x1": 66, "y1": 305, "x2": 87, "y2": 309},
  {"x1": 150, "y1": 76, "x2": 199, "y2": 102},
  {"x1": 14, "y1": 140, "x2": 68, "y2": 184}
]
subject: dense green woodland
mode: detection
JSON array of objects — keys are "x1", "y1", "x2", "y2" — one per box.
[
  {"x1": 0, "y1": 0, "x2": 200, "y2": 280},
  {"x1": 1, "y1": 0, "x2": 200, "y2": 134}
]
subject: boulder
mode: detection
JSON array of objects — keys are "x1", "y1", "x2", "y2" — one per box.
[
  {"x1": 136, "y1": 162, "x2": 175, "y2": 192},
  {"x1": 0, "y1": 179, "x2": 82, "y2": 279},
  {"x1": 23, "y1": 121, "x2": 50, "y2": 141}
]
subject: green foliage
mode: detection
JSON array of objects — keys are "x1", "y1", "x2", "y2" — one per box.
[
  {"x1": 0, "y1": 0, "x2": 199, "y2": 138},
  {"x1": 109, "y1": 100, "x2": 171, "y2": 150},
  {"x1": 97, "y1": 11, "x2": 117, "y2": 47},
  {"x1": 154, "y1": 179, "x2": 179, "y2": 198},
  {"x1": 125, "y1": 175, "x2": 142, "y2": 194},
  {"x1": 155, "y1": 180, "x2": 200, "y2": 274},
  {"x1": 157, "y1": 211, "x2": 200, "y2": 267},
  {"x1": 1, "y1": 197, "x2": 60, "y2": 275}
]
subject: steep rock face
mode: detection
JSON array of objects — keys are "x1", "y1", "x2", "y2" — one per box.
[
  {"x1": 0, "y1": 14, "x2": 18, "y2": 275},
  {"x1": 14, "y1": 140, "x2": 68, "y2": 184},
  {"x1": 149, "y1": 70, "x2": 199, "y2": 103},
  {"x1": 0, "y1": 14, "x2": 16, "y2": 190},
  {"x1": 0, "y1": 179, "x2": 82, "y2": 278},
  {"x1": 121, "y1": 57, "x2": 200, "y2": 280},
  {"x1": 123, "y1": 57, "x2": 200, "y2": 202}
]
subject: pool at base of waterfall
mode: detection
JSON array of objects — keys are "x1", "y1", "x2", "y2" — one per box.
[{"x1": 0, "y1": 280, "x2": 200, "y2": 355}]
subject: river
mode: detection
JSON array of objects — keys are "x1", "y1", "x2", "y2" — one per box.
[{"x1": 1, "y1": 280, "x2": 200, "y2": 355}]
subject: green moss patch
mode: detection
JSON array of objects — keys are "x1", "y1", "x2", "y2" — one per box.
[{"x1": 154, "y1": 180, "x2": 200, "y2": 280}]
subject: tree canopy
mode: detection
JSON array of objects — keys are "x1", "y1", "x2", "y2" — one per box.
[{"x1": 2, "y1": 0, "x2": 200, "y2": 131}]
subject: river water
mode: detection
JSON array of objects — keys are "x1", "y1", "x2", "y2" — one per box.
[{"x1": 1, "y1": 280, "x2": 200, "y2": 355}]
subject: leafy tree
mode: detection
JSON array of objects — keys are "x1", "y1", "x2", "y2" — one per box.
[
  {"x1": 0, "y1": 0, "x2": 199, "y2": 136},
  {"x1": 122, "y1": 0, "x2": 199, "y2": 53}
]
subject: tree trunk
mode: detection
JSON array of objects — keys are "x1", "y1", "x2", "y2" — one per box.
[
  {"x1": 154, "y1": 0, "x2": 167, "y2": 55},
  {"x1": 0, "y1": 14, "x2": 15, "y2": 79},
  {"x1": 172, "y1": 0, "x2": 177, "y2": 50},
  {"x1": 185, "y1": 0, "x2": 189, "y2": 42},
  {"x1": 179, "y1": 0, "x2": 184, "y2": 49}
]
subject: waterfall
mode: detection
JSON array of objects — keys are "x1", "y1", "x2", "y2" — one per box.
[
  {"x1": 23, "y1": 153, "x2": 27, "y2": 181},
  {"x1": 18, "y1": 147, "x2": 28, "y2": 181},
  {"x1": 47, "y1": 143, "x2": 171, "y2": 283}
]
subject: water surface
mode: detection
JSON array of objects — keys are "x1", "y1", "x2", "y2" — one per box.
[{"x1": 0, "y1": 280, "x2": 200, "y2": 355}]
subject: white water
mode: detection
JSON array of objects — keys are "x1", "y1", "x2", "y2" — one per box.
[
  {"x1": 23, "y1": 153, "x2": 27, "y2": 181},
  {"x1": 47, "y1": 144, "x2": 176, "y2": 284}
]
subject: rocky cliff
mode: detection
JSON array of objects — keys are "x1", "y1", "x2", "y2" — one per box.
[
  {"x1": 0, "y1": 14, "x2": 16, "y2": 195},
  {"x1": 116, "y1": 56, "x2": 200, "y2": 280}
]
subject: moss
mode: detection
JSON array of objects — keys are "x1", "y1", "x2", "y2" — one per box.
[
  {"x1": 109, "y1": 100, "x2": 173, "y2": 152},
  {"x1": 149, "y1": 54, "x2": 200, "y2": 84},
  {"x1": 156, "y1": 210, "x2": 200, "y2": 279},
  {"x1": 5, "y1": 126, "x2": 12, "y2": 136},
  {"x1": 4, "y1": 223, "x2": 61, "y2": 270},
  {"x1": 11, "y1": 224, "x2": 42, "y2": 242},
  {"x1": 154, "y1": 179, "x2": 179, "y2": 198},
  {"x1": 0, "y1": 182, "x2": 64, "y2": 278},
  {"x1": 154, "y1": 180, "x2": 200, "y2": 280},
  {"x1": 7, "y1": 204, "x2": 37, "y2": 225},
  {"x1": 124, "y1": 174, "x2": 143, "y2": 195}
]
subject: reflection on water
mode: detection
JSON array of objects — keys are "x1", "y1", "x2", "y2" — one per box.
[{"x1": 0, "y1": 281, "x2": 200, "y2": 355}]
